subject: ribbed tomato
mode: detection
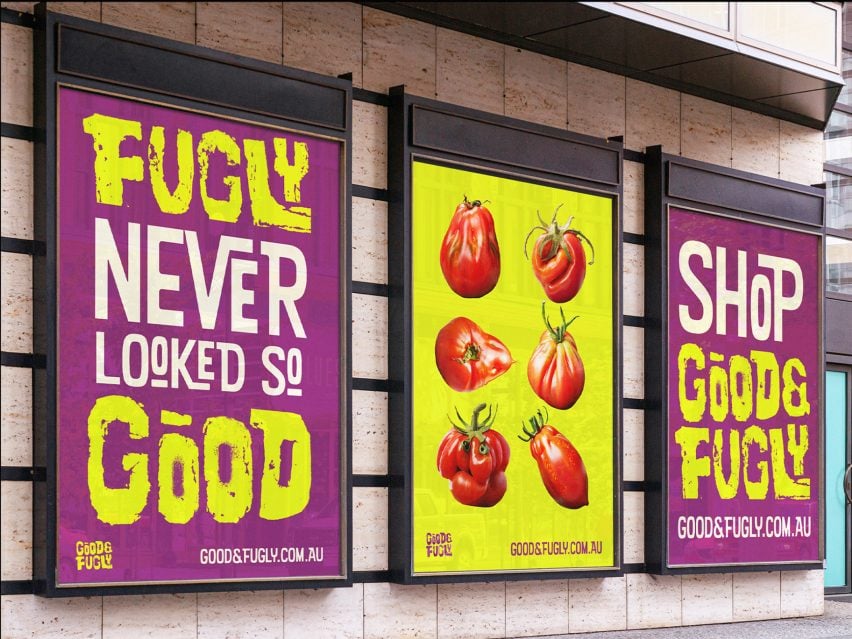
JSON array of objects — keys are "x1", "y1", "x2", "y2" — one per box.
[
  {"x1": 527, "y1": 303, "x2": 585, "y2": 410},
  {"x1": 440, "y1": 196, "x2": 501, "y2": 298},
  {"x1": 435, "y1": 317, "x2": 513, "y2": 392}
]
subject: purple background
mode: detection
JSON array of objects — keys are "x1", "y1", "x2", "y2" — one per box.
[
  {"x1": 667, "y1": 207, "x2": 820, "y2": 566},
  {"x1": 57, "y1": 87, "x2": 343, "y2": 585}
]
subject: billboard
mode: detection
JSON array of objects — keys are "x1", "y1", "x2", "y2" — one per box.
[
  {"x1": 666, "y1": 206, "x2": 820, "y2": 567},
  {"x1": 409, "y1": 160, "x2": 617, "y2": 576},
  {"x1": 55, "y1": 86, "x2": 347, "y2": 587}
]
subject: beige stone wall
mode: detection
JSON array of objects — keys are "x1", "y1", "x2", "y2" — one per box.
[{"x1": 0, "y1": 2, "x2": 826, "y2": 637}]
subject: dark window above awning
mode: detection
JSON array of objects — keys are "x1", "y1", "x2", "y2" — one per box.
[{"x1": 365, "y1": 2, "x2": 844, "y2": 130}]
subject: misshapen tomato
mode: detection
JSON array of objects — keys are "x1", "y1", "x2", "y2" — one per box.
[
  {"x1": 435, "y1": 317, "x2": 513, "y2": 392},
  {"x1": 528, "y1": 303, "x2": 585, "y2": 410},
  {"x1": 525, "y1": 207, "x2": 595, "y2": 303},
  {"x1": 519, "y1": 408, "x2": 588, "y2": 509},
  {"x1": 440, "y1": 196, "x2": 501, "y2": 298},
  {"x1": 436, "y1": 404, "x2": 510, "y2": 507}
]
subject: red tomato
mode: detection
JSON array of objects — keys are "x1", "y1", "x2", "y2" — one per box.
[
  {"x1": 440, "y1": 196, "x2": 501, "y2": 298},
  {"x1": 436, "y1": 404, "x2": 510, "y2": 507},
  {"x1": 528, "y1": 303, "x2": 585, "y2": 410},
  {"x1": 519, "y1": 409, "x2": 588, "y2": 509},
  {"x1": 435, "y1": 317, "x2": 513, "y2": 392},
  {"x1": 525, "y1": 207, "x2": 595, "y2": 303}
]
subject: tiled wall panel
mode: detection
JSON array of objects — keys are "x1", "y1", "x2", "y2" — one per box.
[
  {"x1": 0, "y1": 22, "x2": 32, "y2": 126},
  {"x1": 1, "y1": 137, "x2": 33, "y2": 239}
]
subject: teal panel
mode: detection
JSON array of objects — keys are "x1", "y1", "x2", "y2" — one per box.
[{"x1": 825, "y1": 370, "x2": 849, "y2": 588}]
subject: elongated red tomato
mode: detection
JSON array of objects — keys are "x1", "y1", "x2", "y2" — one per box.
[
  {"x1": 519, "y1": 409, "x2": 588, "y2": 509},
  {"x1": 435, "y1": 317, "x2": 513, "y2": 392},
  {"x1": 436, "y1": 404, "x2": 510, "y2": 507},
  {"x1": 525, "y1": 207, "x2": 595, "y2": 303},
  {"x1": 528, "y1": 303, "x2": 585, "y2": 410},
  {"x1": 440, "y1": 196, "x2": 501, "y2": 298}
]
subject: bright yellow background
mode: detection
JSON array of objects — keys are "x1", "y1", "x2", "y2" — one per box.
[{"x1": 411, "y1": 161, "x2": 616, "y2": 574}]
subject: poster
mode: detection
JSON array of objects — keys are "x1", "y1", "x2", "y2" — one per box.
[
  {"x1": 666, "y1": 207, "x2": 820, "y2": 567},
  {"x1": 56, "y1": 87, "x2": 345, "y2": 586},
  {"x1": 410, "y1": 160, "x2": 616, "y2": 575}
]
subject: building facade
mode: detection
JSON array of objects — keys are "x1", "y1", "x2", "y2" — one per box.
[{"x1": 1, "y1": 2, "x2": 849, "y2": 637}]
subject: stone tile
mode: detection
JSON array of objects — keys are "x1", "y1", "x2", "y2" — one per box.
[
  {"x1": 780, "y1": 569, "x2": 824, "y2": 618},
  {"x1": 0, "y1": 2, "x2": 36, "y2": 11},
  {"x1": 732, "y1": 108, "x2": 780, "y2": 178},
  {"x1": 1, "y1": 22, "x2": 33, "y2": 126},
  {"x1": 623, "y1": 490, "x2": 644, "y2": 565},
  {"x1": 49, "y1": 3, "x2": 103, "y2": 20},
  {"x1": 625, "y1": 79, "x2": 679, "y2": 154},
  {"x1": 623, "y1": 161, "x2": 644, "y2": 236},
  {"x1": 352, "y1": 486, "x2": 387, "y2": 572},
  {"x1": 436, "y1": 28, "x2": 504, "y2": 115},
  {"x1": 352, "y1": 293, "x2": 387, "y2": 379},
  {"x1": 1, "y1": 137, "x2": 34, "y2": 239},
  {"x1": 627, "y1": 573, "x2": 682, "y2": 629},
  {"x1": 566, "y1": 62, "x2": 625, "y2": 139},
  {"x1": 1, "y1": 252, "x2": 33, "y2": 354},
  {"x1": 197, "y1": 2, "x2": 283, "y2": 64},
  {"x1": 1, "y1": 365, "x2": 32, "y2": 466},
  {"x1": 352, "y1": 101, "x2": 387, "y2": 190},
  {"x1": 363, "y1": 582, "x2": 437, "y2": 639},
  {"x1": 682, "y1": 573, "x2": 733, "y2": 626},
  {"x1": 622, "y1": 408, "x2": 643, "y2": 482},
  {"x1": 780, "y1": 121, "x2": 824, "y2": 186},
  {"x1": 681, "y1": 94, "x2": 732, "y2": 166},
  {"x1": 568, "y1": 576, "x2": 627, "y2": 633},
  {"x1": 1, "y1": 480, "x2": 32, "y2": 580},
  {"x1": 506, "y1": 579, "x2": 569, "y2": 637},
  {"x1": 623, "y1": 325, "x2": 643, "y2": 399},
  {"x1": 363, "y1": 7, "x2": 436, "y2": 97},
  {"x1": 0, "y1": 594, "x2": 103, "y2": 638},
  {"x1": 505, "y1": 47, "x2": 567, "y2": 129},
  {"x1": 623, "y1": 242, "x2": 644, "y2": 318},
  {"x1": 101, "y1": 3, "x2": 195, "y2": 43},
  {"x1": 103, "y1": 593, "x2": 197, "y2": 639},
  {"x1": 352, "y1": 197, "x2": 388, "y2": 285},
  {"x1": 198, "y1": 590, "x2": 283, "y2": 639},
  {"x1": 284, "y1": 585, "x2": 364, "y2": 639},
  {"x1": 352, "y1": 390, "x2": 388, "y2": 475},
  {"x1": 733, "y1": 571, "x2": 781, "y2": 621},
  {"x1": 283, "y1": 2, "x2": 362, "y2": 86},
  {"x1": 438, "y1": 581, "x2": 505, "y2": 639}
]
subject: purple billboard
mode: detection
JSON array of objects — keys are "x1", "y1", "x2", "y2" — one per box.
[
  {"x1": 667, "y1": 207, "x2": 820, "y2": 567},
  {"x1": 56, "y1": 86, "x2": 346, "y2": 586}
]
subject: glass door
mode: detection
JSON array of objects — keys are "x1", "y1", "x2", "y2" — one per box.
[{"x1": 825, "y1": 367, "x2": 851, "y2": 594}]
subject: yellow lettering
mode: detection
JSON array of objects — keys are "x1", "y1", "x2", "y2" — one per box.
[
  {"x1": 709, "y1": 352, "x2": 728, "y2": 422},
  {"x1": 148, "y1": 126, "x2": 194, "y2": 214},
  {"x1": 157, "y1": 433, "x2": 200, "y2": 524},
  {"x1": 198, "y1": 130, "x2": 242, "y2": 222},
  {"x1": 770, "y1": 424, "x2": 810, "y2": 499},
  {"x1": 782, "y1": 358, "x2": 810, "y2": 417},
  {"x1": 674, "y1": 426, "x2": 710, "y2": 499},
  {"x1": 251, "y1": 409, "x2": 312, "y2": 520},
  {"x1": 87, "y1": 395, "x2": 150, "y2": 524},
  {"x1": 742, "y1": 425, "x2": 769, "y2": 499},
  {"x1": 750, "y1": 350, "x2": 780, "y2": 420},
  {"x1": 678, "y1": 343, "x2": 706, "y2": 423},
  {"x1": 713, "y1": 428, "x2": 740, "y2": 499},
  {"x1": 728, "y1": 354, "x2": 753, "y2": 422},
  {"x1": 203, "y1": 416, "x2": 252, "y2": 523},
  {"x1": 82, "y1": 113, "x2": 143, "y2": 206},
  {"x1": 244, "y1": 139, "x2": 311, "y2": 232}
]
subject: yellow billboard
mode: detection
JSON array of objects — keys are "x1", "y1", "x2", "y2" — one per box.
[{"x1": 411, "y1": 160, "x2": 617, "y2": 575}]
